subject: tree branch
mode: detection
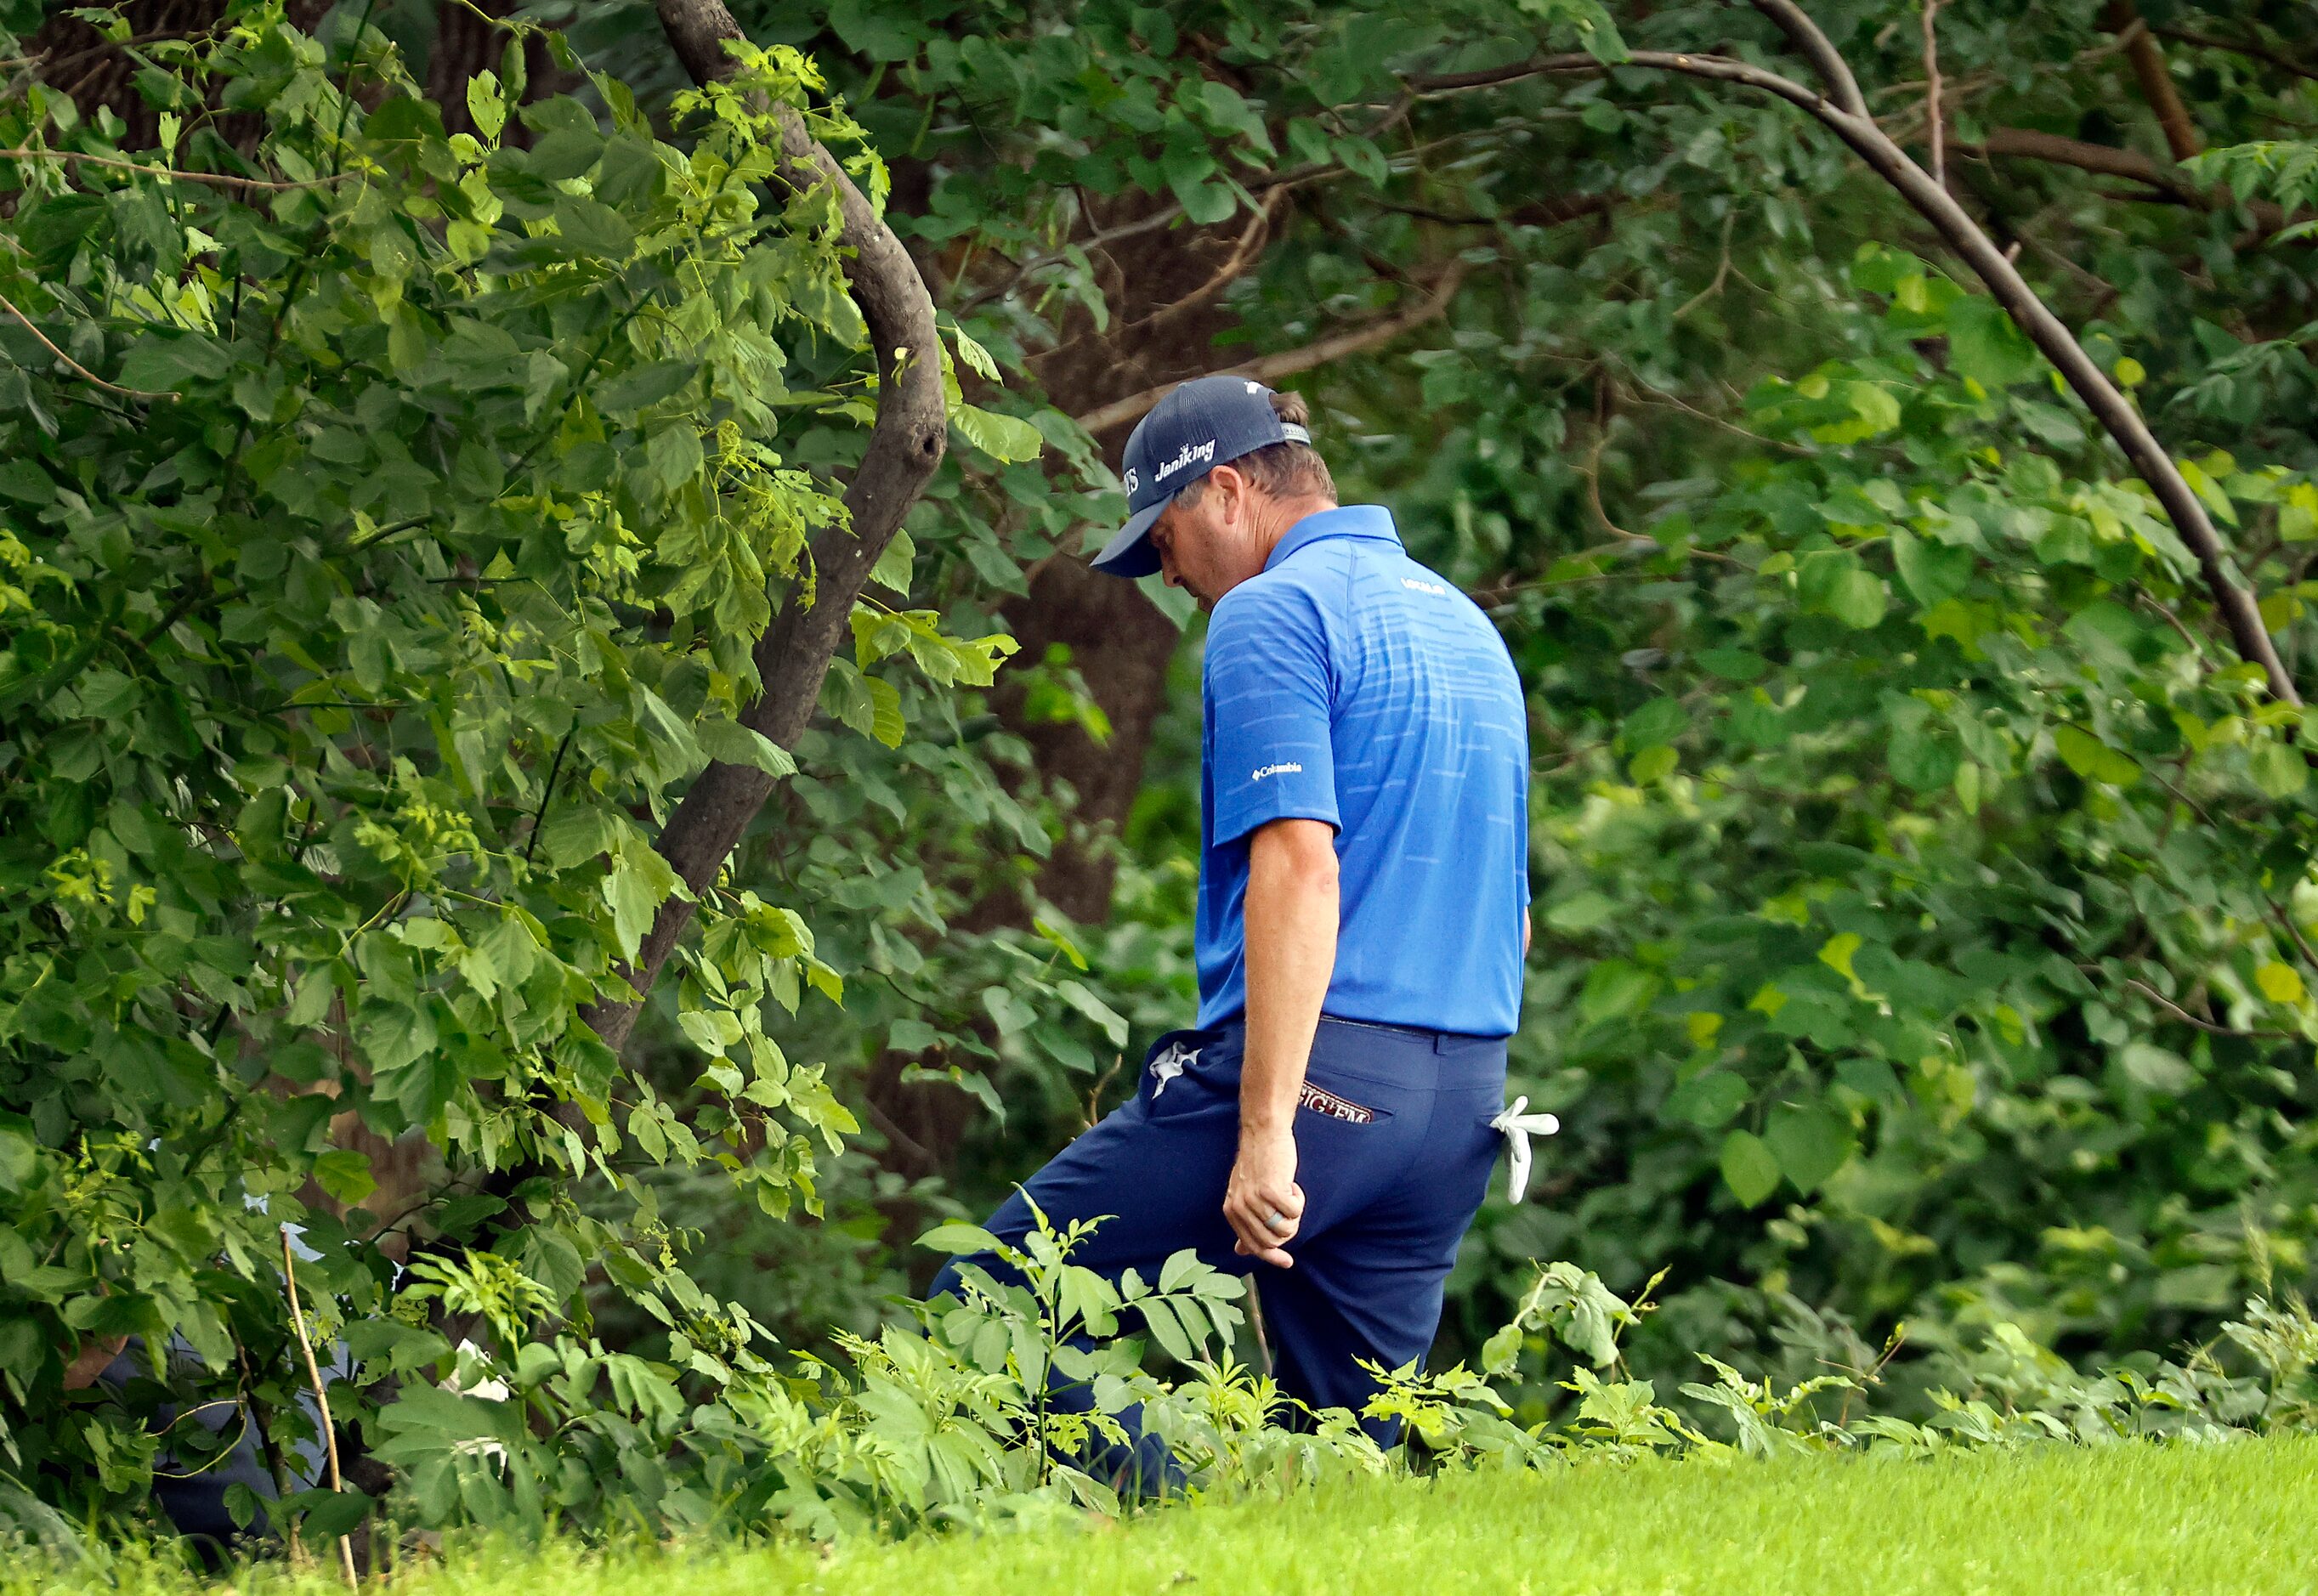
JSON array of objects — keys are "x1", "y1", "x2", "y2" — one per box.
[
  {"x1": 1958, "y1": 127, "x2": 2294, "y2": 235},
  {"x1": 1748, "y1": 0, "x2": 1869, "y2": 117},
  {"x1": 1424, "y1": 15, "x2": 2299, "y2": 708},
  {"x1": 1070, "y1": 261, "x2": 1468, "y2": 435},
  {"x1": 2104, "y1": 2, "x2": 2201, "y2": 164},
  {"x1": 2154, "y1": 25, "x2": 2318, "y2": 87},
  {"x1": 1920, "y1": 0, "x2": 1944, "y2": 193},
  {"x1": 577, "y1": 0, "x2": 947, "y2": 1053},
  {"x1": 0, "y1": 146, "x2": 352, "y2": 190}
]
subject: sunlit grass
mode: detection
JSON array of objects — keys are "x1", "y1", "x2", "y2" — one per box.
[{"x1": 20, "y1": 1436, "x2": 2318, "y2": 1596}]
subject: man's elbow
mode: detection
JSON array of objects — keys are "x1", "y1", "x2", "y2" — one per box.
[{"x1": 1252, "y1": 818, "x2": 1340, "y2": 892}]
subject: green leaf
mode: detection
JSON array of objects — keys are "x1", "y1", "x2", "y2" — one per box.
[
  {"x1": 603, "y1": 845, "x2": 675, "y2": 961},
  {"x1": 116, "y1": 334, "x2": 230, "y2": 393},
  {"x1": 1797, "y1": 551, "x2": 1887, "y2": 628},
  {"x1": 1947, "y1": 295, "x2": 2041, "y2": 390},
  {"x1": 1826, "y1": 569, "x2": 1889, "y2": 629},
  {"x1": 292, "y1": 1487, "x2": 373, "y2": 1545},
  {"x1": 596, "y1": 359, "x2": 698, "y2": 415},
  {"x1": 1664, "y1": 1070, "x2": 1748, "y2": 1129},
  {"x1": 360, "y1": 999, "x2": 438, "y2": 1074},
  {"x1": 887, "y1": 1018, "x2": 939, "y2": 1053},
  {"x1": 1579, "y1": 959, "x2": 1658, "y2": 1024},
  {"x1": 1481, "y1": 1322, "x2": 1524, "y2": 1378},
  {"x1": 0, "y1": 1114, "x2": 37, "y2": 1192},
  {"x1": 918, "y1": 1221, "x2": 1003, "y2": 1256},
  {"x1": 1719, "y1": 1130, "x2": 1782, "y2": 1207},
  {"x1": 866, "y1": 676, "x2": 906, "y2": 749},
  {"x1": 1628, "y1": 744, "x2": 1677, "y2": 784},
  {"x1": 312, "y1": 1149, "x2": 377, "y2": 1208},
  {"x1": 1056, "y1": 979, "x2": 1128, "y2": 1048},
  {"x1": 828, "y1": 0, "x2": 921, "y2": 60},
  {"x1": 1139, "y1": 1296, "x2": 1194, "y2": 1362},
  {"x1": 980, "y1": 984, "x2": 1037, "y2": 1036},
  {"x1": 1890, "y1": 528, "x2": 1973, "y2": 607},
  {"x1": 952, "y1": 404, "x2": 1046, "y2": 463},
  {"x1": 2256, "y1": 961, "x2": 2307, "y2": 1006},
  {"x1": 869, "y1": 528, "x2": 915, "y2": 594},
  {"x1": 1763, "y1": 1102, "x2": 1856, "y2": 1194},
  {"x1": 1619, "y1": 695, "x2": 1686, "y2": 750},
  {"x1": 696, "y1": 718, "x2": 798, "y2": 778},
  {"x1": 2054, "y1": 725, "x2": 2140, "y2": 787},
  {"x1": 2249, "y1": 742, "x2": 2307, "y2": 798}
]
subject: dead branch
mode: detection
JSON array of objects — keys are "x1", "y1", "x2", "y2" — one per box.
[{"x1": 1071, "y1": 261, "x2": 1468, "y2": 434}]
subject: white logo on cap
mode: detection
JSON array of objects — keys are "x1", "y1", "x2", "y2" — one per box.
[
  {"x1": 1124, "y1": 467, "x2": 1139, "y2": 495},
  {"x1": 1154, "y1": 439, "x2": 1216, "y2": 483},
  {"x1": 1245, "y1": 381, "x2": 1261, "y2": 393}
]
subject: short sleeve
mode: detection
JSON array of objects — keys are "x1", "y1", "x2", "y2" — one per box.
[{"x1": 1203, "y1": 580, "x2": 1340, "y2": 847}]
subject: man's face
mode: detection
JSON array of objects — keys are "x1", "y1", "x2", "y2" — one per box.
[{"x1": 1148, "y1": 467, "x2": 1267, "y2": 612}]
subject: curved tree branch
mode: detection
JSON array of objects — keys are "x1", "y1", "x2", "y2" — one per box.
[
  {"x1": 577, "y1": 0, "x2": 948, "y2": 1052},
  {"x1": 1748, "y1": 0, "x2": 1868, "y2": 117},
  {"x1": 1429, "y1": 13, "x2": 2301, "y2": 709}
]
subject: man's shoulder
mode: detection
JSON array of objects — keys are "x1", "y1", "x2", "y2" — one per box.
[{"x1": 1211, "y1": 561, "x2": 1334, "y2": 630}]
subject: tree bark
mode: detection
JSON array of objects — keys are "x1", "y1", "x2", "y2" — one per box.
[{"x1": 2104, "y1": 2, "x2": 2202, "y2": 164}]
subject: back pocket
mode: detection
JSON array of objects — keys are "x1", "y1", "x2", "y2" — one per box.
[{"x1": 1297, "y1": 1078, "x2": 1385, "y2": 1125}]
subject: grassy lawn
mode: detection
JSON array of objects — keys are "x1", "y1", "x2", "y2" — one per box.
[{"x1": 24, "y1": 1437, "x2": 2318, "y2": 1596}]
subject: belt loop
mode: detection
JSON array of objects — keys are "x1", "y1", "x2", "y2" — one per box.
[{"x1": 1434, "y1": 1031, "x2": 1452, "y2": 1054}]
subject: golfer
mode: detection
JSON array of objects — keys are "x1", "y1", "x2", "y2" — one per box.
[{"x1": 932, "y1": 375, "x2": 1535, "y2": 1458}]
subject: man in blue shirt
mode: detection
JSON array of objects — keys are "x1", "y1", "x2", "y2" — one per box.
[{"x1": 932, "y1": 376, "x2": 1537, "y2": 1462}]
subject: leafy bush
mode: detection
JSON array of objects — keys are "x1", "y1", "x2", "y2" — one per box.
[
  {"x1": 246, "y1": 1208, "x2": 2318, "y2": 1553},
  {"x1": 0, "y1": 0, "x2": 1038, "y2": 1536}
]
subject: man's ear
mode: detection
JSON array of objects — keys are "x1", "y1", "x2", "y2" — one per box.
[{"x1": 1210, "y1": 462, "x2": 1249, "y2": 524}]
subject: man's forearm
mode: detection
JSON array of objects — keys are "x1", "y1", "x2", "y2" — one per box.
[{"x1": 1241, "y1": 820, "x2": 1340, "y2": 1133}]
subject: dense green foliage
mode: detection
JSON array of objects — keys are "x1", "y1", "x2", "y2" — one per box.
[
  {"x1": 9, "y1": 0, "x2": 2318, "y2": 1559},
  {"x1": 0, "y1": 0, "x2": 1046, "y2": 1537},
  {"x1": 671, "y1": 0, "x2": 2318, "y2": 1389}
]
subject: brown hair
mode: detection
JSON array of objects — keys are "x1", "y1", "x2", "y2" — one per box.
[{"x1": 1178, "y1": 388, "x2": 1336, "y2": 507}]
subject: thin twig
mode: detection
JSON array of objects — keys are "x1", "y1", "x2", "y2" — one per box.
[
  {"x1": 2088, "y1": 971, "x2": 2296, "y2": 1039},
  {"x1": 522, "y1": 727, "x2": 576, "y2": 863},
  {"x1": 2270, "y1": 902, "x2": 2318, "y2": 982},
  {"x1": 1921, "y1": 0, "x2": 1946, "y2": 192},
  {"x1": 2155, "y1": 25, "x2": 2318, "y2": 86},
  {"x1": 1672, "y1": 212, "x2": 1737, "y2": 320},
  {"x1": 281, "y1": 1228, "x2": 360, "y2": 1593},
  {"x1": 0, "y1": 146, "x2": 349, "y2": 191},
  {"x1": 1613, "y1": 365, "x2": 1818, "y2": 455},
  {"x1": 0, "y1": 289, "x2": 173, "y2": 401}
]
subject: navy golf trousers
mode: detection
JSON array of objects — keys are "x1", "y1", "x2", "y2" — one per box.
[{"x1": 929, "y1": 1016, "x2": 1506, "y2": 1450}]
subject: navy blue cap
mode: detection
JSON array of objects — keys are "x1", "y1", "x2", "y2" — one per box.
[{"x1": 1091, "y1": 376, "x2": 1312, "y2": 578}]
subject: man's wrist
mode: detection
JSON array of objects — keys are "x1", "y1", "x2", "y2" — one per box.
[{"x1": 1239, "y1": 1111, "x2": 1295, "y2": 1140}]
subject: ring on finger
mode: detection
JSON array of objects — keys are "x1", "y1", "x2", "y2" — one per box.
[{"x1": 1264, "y1": 1208, "x2": 1290, "y2": 1232}]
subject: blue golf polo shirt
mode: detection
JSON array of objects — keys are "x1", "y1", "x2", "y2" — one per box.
[{"x1": 1195, "y1": 504, "x2": 1531, "y2": 1037}]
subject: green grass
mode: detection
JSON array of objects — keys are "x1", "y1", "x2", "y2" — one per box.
[{"x1": 23, "y1": 1438, "x2": 2318, "y2": 1595}]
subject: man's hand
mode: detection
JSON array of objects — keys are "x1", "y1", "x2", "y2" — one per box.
[{"x1": 1224, "y1": 1124, "x2": 1305, "y2": 1267}]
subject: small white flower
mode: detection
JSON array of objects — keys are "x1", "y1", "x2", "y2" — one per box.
[{"x1": 443, "y1": 1339, "x2": 512, "y2": 1468}]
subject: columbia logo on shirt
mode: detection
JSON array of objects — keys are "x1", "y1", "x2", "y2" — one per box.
[
  {"x1": 1251, "y1": 761, "x2": 1304, "y2": 781},
  {"x1": 1402, "y1": 577, "x2": 1448, "y2": 597}
]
